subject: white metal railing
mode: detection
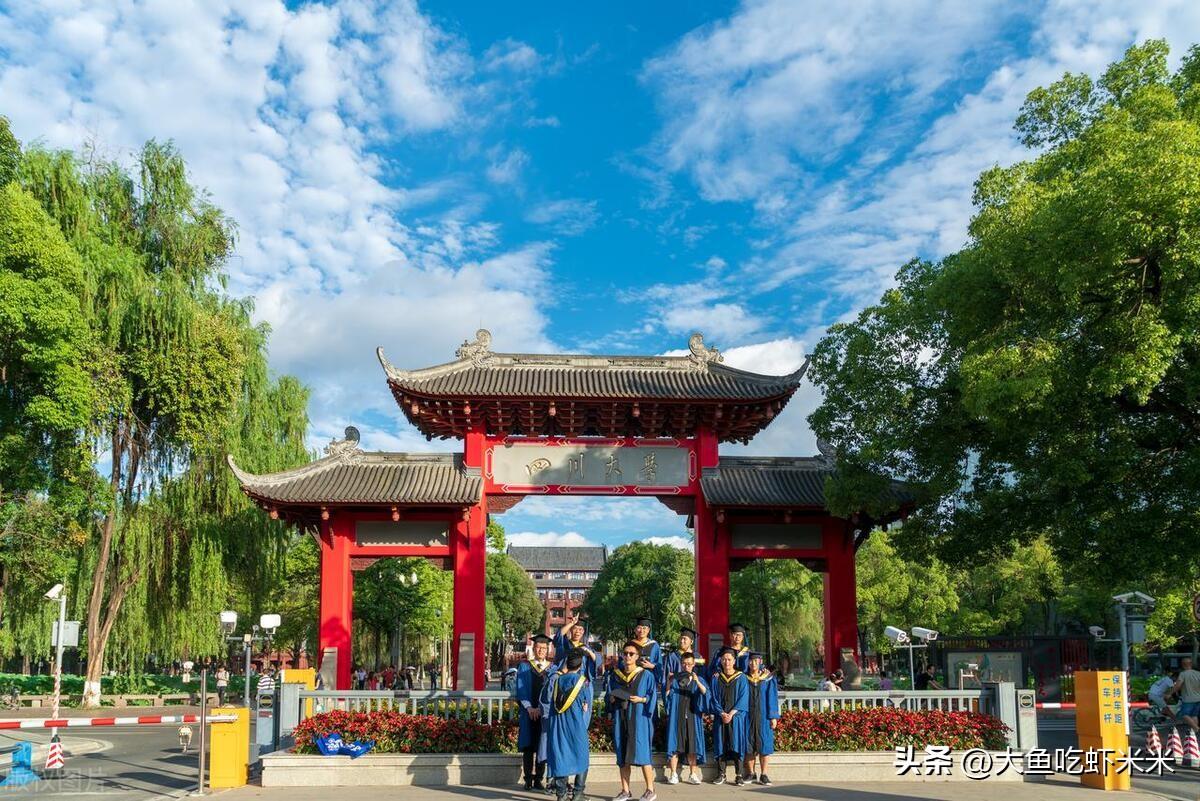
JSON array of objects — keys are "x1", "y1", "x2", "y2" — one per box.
[
  {"x1": 777, "y1": 689, "x2": 989, "y2": 713},
  {"x1": 299, "y1": 690, "x2": 518, "y2": 724},
  {"x1": 296, "y1": 687, "x2": 990, "y2": 724}
]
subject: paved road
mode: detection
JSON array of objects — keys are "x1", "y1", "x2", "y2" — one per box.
[
  {"x1": 1038, "y1": 712, "x2": 1198, "y2": 801},
  {"x1": 0, "y1": 712, "x2": 1194, "y2": 800},
  {"x1": 0, "y1": 727, "x2": 200, "y2": 799}
]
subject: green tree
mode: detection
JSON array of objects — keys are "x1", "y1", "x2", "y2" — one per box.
[
  {"x1": 855, "y1": 530, "x2": 958, "y2": 654},
  {"x1": 730, "y1": 559, "x2": 824, "y2": 667},
  {"x1": 485, "y1": 550, "x2": 542, "y2": 647},
  {"x1": 14, "y1": 140, "x2": 308, "y2": 704},
  {"x1": 355, "y1": 556, "x2": 453, "y2": 670},
  {"x1": 948, "y1": 536, "x2": 1063, "y2": 635},
  {"x1": 581, "y1": 542, "x2": 693, "y2": 643},
  {"x1": 486, "y1": 519, "x2": 505, "y2": 551},
  {"x1": 809, "y1": 40, "x2": 1200, "y2": 588}
]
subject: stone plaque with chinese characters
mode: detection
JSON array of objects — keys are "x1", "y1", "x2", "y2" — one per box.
[{"x1": 489, "y1": 442, "x2": 690, "y2": 489}]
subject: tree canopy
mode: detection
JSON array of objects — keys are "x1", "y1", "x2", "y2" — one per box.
[
  {"x1": 581, "y1": 542, "x2": 693, "y2": 643},
  {"x1": 809, "y1": 41, "x2": 1200, "y2": 604}
]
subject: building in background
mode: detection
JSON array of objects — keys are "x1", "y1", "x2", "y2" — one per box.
[{"x1": 507, "y1": 546, "x2": 608, "y2": 636}]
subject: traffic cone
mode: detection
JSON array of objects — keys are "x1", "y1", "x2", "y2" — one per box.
[
  {"x1": 1167, "y1": 727, "x2": 1184, "y2": 764},
  {"x1": 43, "y1": 734, "x2": 65, "y2": 774},
  {"x1": 1146, "y1": 725, "x2": 1162, "y2": 755},
  {"x1": 1185, "y1": 730, "x2": 1200, "y2": 768}
]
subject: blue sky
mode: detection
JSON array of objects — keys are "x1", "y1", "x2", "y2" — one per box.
[{"x1": 3, "y1": 0, "x2": 1200, "y2": 548}]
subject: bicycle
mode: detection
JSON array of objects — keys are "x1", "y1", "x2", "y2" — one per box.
[{"x1": 1132, "y1": 701, "x2": 1175, "y2": 731}]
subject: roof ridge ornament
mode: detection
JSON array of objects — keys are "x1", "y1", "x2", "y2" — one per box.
[
  {"x1": 324, "y1": 425, "x2": 364, "y2": 463},
  {"x1": 455, "y1": 329, "x2": 494, "y2": 366},
  {"x1": 815, "y1": 437, "x2": 838, "y2": 467},
  {"x1": 686, "y1": 333, "x2": 722, "y2": 369}
]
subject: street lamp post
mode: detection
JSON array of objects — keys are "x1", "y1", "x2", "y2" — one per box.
[
  {"x1": 397, "y1": 571, "x2": 418, "y2": 683},
  {"x1": 219, "y1": 611, "x2": 280, "y2": 707}
]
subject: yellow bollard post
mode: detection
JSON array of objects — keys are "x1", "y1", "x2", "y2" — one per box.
[
  {"x1": 1075, "y1": 670, "x2": 1132, "y2": 791},
  {"x1": 208, "y1": 706, "x2": 250, "y2": 788}
]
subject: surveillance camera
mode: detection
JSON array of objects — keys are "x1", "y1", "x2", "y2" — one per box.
[
  {"x1": 44, "y1": 584, "x2": 64, "y2": 601},
  {"x1": 912, "y1": 627, "x2": 939, "y2": 642},
  {"x1": 1089, "y1": 625, "x2": 1106, "y2": 638},
  {"x1": 884, "y1": 625, "x2": 910, "y2": 644}
]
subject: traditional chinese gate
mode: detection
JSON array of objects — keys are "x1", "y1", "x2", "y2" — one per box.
[{"x1": 230, "y1": 330, "x2": 909, "y2": 691}]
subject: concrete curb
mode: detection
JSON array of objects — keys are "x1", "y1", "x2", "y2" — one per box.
[{"x1": 261, "y1": 750, "x2": 1026, "y2": 786}]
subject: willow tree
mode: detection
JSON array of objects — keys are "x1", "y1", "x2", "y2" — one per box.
[{"x1": 19, "y1": 140, "x2": 308, "y2": 704}]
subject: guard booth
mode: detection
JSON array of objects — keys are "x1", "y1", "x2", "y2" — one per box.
[{"x1": 230, "y1": 330, "x2": 911, "y2": 690}]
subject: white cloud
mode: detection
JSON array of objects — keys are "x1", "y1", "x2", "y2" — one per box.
[
  {"x1": 507, "y1": 531, "x2": 600, "y2": 548},
  {"x1": 661, "y1": 302, "x2": 762, "y2": 342},
  {"x1": 525, "y1": 198, "x2": 599, "y2": 236},
  {"x1": 483, "y1": 38, "x2": 543, "y2": 73},
  {"x1": 719, "y1": 335, "x2": 823, "y2": 457},
  {"x1": 642, "y1": 0, "x2": 1200, "y2": 331},
  {"x1": 0, "y1": 0, "x2": 567, "y2": 454},
  {"x1": 486, "y1": 147, "x2": 530, "y2": 185},
  {"x1": 642, "y1": 0, "x2": 1013, "y2": 203},
  {"x1": 646, "y1": 536, "x2": 691, "y2": 550},
  {"x1": 525, "y1": 115, "x2": 561, "y2": 128}
]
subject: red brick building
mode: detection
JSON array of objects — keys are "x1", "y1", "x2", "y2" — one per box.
[{"x1": 507, "y1": 546, "x2": 608, "y2": 636}]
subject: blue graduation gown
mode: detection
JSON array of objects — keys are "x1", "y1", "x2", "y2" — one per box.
[
  {"x1": 665, "y1": 672, "x2": 709, "y2": 761},
  {"x1": 633, "y1": 637, "x2": 662, "y2": 681},
  {"x1": 553, "y1": 634, "x2": 598, "y2": 681},
  {"x1": 662, "y1": 650, "x2": 706, "y2": 689},
  {"x1": 540, "y1": 671, "x2": 592, "y2": 778},
  {"x1": 709, "y1": 646, "x2": 751, "y2": 681},
  {"x1": 606, "y1": 667, "x2": 657, "y2": 766},
  {"x1": 516, "y1": 659, "x2": 552, "y2": 751},
  {"x1": 710, "y1": 671, "x2": 749, "y2": 759},
  {"x1": 746, "y1": 671, "x2": 780, "y2": 756}
]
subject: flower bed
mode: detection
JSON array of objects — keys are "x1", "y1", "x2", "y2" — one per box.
[{"x1": 293, "y1": 707, "x2": 1007, "y2": 754}]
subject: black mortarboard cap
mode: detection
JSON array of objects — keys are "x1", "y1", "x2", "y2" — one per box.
[
  {"x1": 532, "y1": 634, "x2": 552, "y2": 645},
  {"x1": 748, "y1": 650, "x2": 764, "y2": 660},
  {"x1": 728, "y1": 623, "x2": 747, "y2": 634},
  {"x1": 679, "y1": 627, "x2": 697, "y2": 639},
  {"x1": 716, "y1": 646, "x2": 737, "y2": 657},
  {"x1": 634, "y1": 617, "x2": 653, "y2": 627}
]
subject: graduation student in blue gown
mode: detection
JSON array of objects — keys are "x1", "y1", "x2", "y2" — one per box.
[
  {"x1": 540, "y1": 650, "x2": 592, "y2": 801},
  {"x1": 708, "y1": 646, "x2": 749, "y2": 785},
  {"x1": 607, "y1": 640, "x2": 658, "y2": 801},
  {"x1": 516, "y1": 634, "x2": 554, "y2": 790},
  {"x1": 555, "y1": 611, "x2": 600, "y2": 680},
  {"x1": 661, "y1": 627, "x2": 704, "y2": 690},
  {"x1": 629, "y1": 617, "x2": 661, "y2": 685},
  {"x1": 742, "y1": 651, "x2": 780, "y2": 786},
  {"x1": 663, "y1": 650, "x2": 708, "y2": 785}
]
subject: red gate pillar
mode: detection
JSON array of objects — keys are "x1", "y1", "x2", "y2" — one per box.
[
  {"x1": 693, "y1": 427, "x2": 728, "y2": 656},
  {"x1": 452, "y1": 505, "x2": 487, "y2": 690},
  {"x1": 318, "y1": 513, "x2": 354, "y2": 690},
  {"x1": 822, "y1": 522, "x2": 859, "y2": 674},
  {"x1": 454, "y1": 425, "x2": 488, "y2": 690}
]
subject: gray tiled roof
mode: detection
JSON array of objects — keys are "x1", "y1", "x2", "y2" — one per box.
[
  {"x1": 701, "y1": 456, "x2": 914, "y2": 509},
  {"x1": 227, "y1": 451, "x2": 481, "y2": 506},
  {"x1": 378, "y1": 330, "x2": 804, "y2": 402},
  {"x1": 507, "y1": 546, "x2": 608, "y2": 571}
]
